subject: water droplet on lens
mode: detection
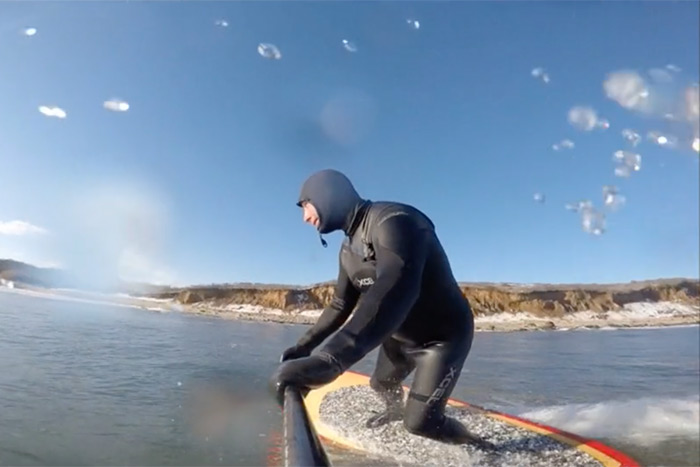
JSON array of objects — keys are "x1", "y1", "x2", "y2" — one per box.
[
  {"x1": 342, "y1": 39, "x2": 357, "y2": 53},
  {"x1": 603, "y1": 71, "x2": 650, "y2": 112},
  {"x1": 103, "y1": 99, "x2": 130, "y2": 112},
  {"x1": 552, "y1": 139, "x2": 574, "y2": 151},
  {"x1": 581, "y1": 208, "x2": 605, "y2": 235},
  {"x1": 613, "y1": 150, "x2": 641, "y2": 176},
  {"x1": 647, "y1": 130, "x2": 677, "y2": 148},
  {"x1": 38, "y1": 105, "x2": 67, "y2": 119},
  {"x1": 257, "y1": 43, "x2": 281, "y2": 60},
  {"x1": 531, "y1": 67, "x2": 550, "y2": 84},
  {"x1": 568, "y1": 106, "x2": 607, "y2": 132},
  {"x1": 648, "y1": 67, "x2": 674, "y2": 84},
  {"x1": 615, "y1": 166, "x2": 630, "y2": 177},
  {"x1": 565, "y1": 200, "x2": 592, "y2": 213},
  {"x1": 602, "y1": 185, "x2": 625, "y2": 211},
  {"x1": 621, "y1": 129, "x2": 641, "y2": 146}
]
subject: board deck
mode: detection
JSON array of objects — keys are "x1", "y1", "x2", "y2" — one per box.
[{"x1": 303, "y1": 370, "x2": 640, "y2": 467}]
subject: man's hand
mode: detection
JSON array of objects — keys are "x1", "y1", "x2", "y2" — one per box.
[
  {"x1": 269, "y1": 353, "x2": 343, "y2": 406},
  {"x1": 279, "y1": 344, "x2": 311, "y2": 362}
]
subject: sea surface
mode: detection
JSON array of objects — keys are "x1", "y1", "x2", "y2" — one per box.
[{"x1": 0, "y1": 290, "x2": 698, "y2": 467}]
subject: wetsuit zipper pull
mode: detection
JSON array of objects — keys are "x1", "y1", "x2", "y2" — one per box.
[{"x1": 319, "y1": 233, "x2": 328, "y2": 248}]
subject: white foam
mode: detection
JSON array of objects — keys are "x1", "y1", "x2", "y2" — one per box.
[
  {"x1": 114, "y1": 293, "x2": 173, "y2": 303},
  {"x1": 518, "y1": 397, "x2": 700, "y2": 444}
]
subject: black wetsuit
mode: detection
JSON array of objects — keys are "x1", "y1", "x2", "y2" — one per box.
[{"x1": 270, "y1": 169, "x2": 480, "y2": 445}]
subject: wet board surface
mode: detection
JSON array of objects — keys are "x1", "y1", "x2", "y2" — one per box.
[{"x1": 303, "y1": 370, "x2": 640, "y2": 467}]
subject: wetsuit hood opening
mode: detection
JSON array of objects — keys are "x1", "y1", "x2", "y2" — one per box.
[{"x1": 297, "y1": 169, "x2": 364, "y2": 236}]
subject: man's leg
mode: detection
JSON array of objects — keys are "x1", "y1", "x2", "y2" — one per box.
[
  {"x1": 366, "y1": 338, "x2": 416, "y2": 428},
  {"x1": 401, "y1": 338, "x2": 492, "y2": 448}
]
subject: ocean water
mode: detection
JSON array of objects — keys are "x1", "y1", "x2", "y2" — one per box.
[{"x1": 0, "y1": 290, "x2": 697, "y2": 467}]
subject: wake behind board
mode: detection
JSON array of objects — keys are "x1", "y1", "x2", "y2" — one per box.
[{"x1": 303, "y1": 371, "x2": 639, "y2": 467}]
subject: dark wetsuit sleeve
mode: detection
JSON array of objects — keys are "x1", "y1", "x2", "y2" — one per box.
[
  {"x1": 296, "y1": 253, "x2": 359, "y2": 350},
  {"x1": 318, "y1": 212, "x2": 430, "y2": 370}
]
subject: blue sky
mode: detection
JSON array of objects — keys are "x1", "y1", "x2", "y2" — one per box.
[{"x1": 0, "y1": 1, "x2": 698, "y2": 287}]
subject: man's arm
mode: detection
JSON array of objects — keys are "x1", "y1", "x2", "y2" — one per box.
[
  {"x1": 317, "y1": 211, "x2": 430, "y2": 370},
  {"x1": 295, "y1": 251, "x2": 359, "y2": 351}
]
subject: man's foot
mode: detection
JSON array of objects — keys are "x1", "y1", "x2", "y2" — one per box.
[
  {"x1": 438, "y1": 417, "x2": 498, "y2": 450},
  {"x1": 365, "y1": 409, "x2": 403, "y2": 428}
]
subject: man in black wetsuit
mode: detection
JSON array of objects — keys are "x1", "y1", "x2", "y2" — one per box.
[{"x1": 269, "y1": 169, "x2": 484, "y2": 446}]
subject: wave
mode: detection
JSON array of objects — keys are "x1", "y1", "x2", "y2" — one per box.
[{"x1": 517, "y1": 397, "x2": 700, "y2": 444}]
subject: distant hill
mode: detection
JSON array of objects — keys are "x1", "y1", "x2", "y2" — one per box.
[
  {"x1": 0, "y1": 259, "x2": 173, "y2": 296},
  {"x1": 0, "y1": 259, "x2": 69, "y2": 288}
]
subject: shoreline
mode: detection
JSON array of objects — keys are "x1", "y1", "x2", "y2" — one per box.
[
  {"x1": 2, "y1": 286, "x2": 698, "y2": 333},
  {"x1": 182, "y1": 302, "x2": 700, "y2": 333}
]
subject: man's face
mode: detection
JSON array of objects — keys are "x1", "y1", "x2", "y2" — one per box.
[{"x1": 301, "y1": 201, "x2": 320, "y2": 229}]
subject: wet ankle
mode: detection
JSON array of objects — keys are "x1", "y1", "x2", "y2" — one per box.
[{"x1": 378, "y1": 386, "x2": 404, "y2": 408}]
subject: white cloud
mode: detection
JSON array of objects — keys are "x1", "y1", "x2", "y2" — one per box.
[{"x1": 0, "y1": 220, "x2": 48, "y2": 236}]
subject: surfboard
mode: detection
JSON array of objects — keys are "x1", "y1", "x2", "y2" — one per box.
[{"x1": 303, "y1": 370, "x2": 640, "y2": 467}]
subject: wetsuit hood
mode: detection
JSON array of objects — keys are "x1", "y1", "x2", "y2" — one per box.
[{"x1": 297, "y1": 169, "x2": 364, "y2": 235}]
